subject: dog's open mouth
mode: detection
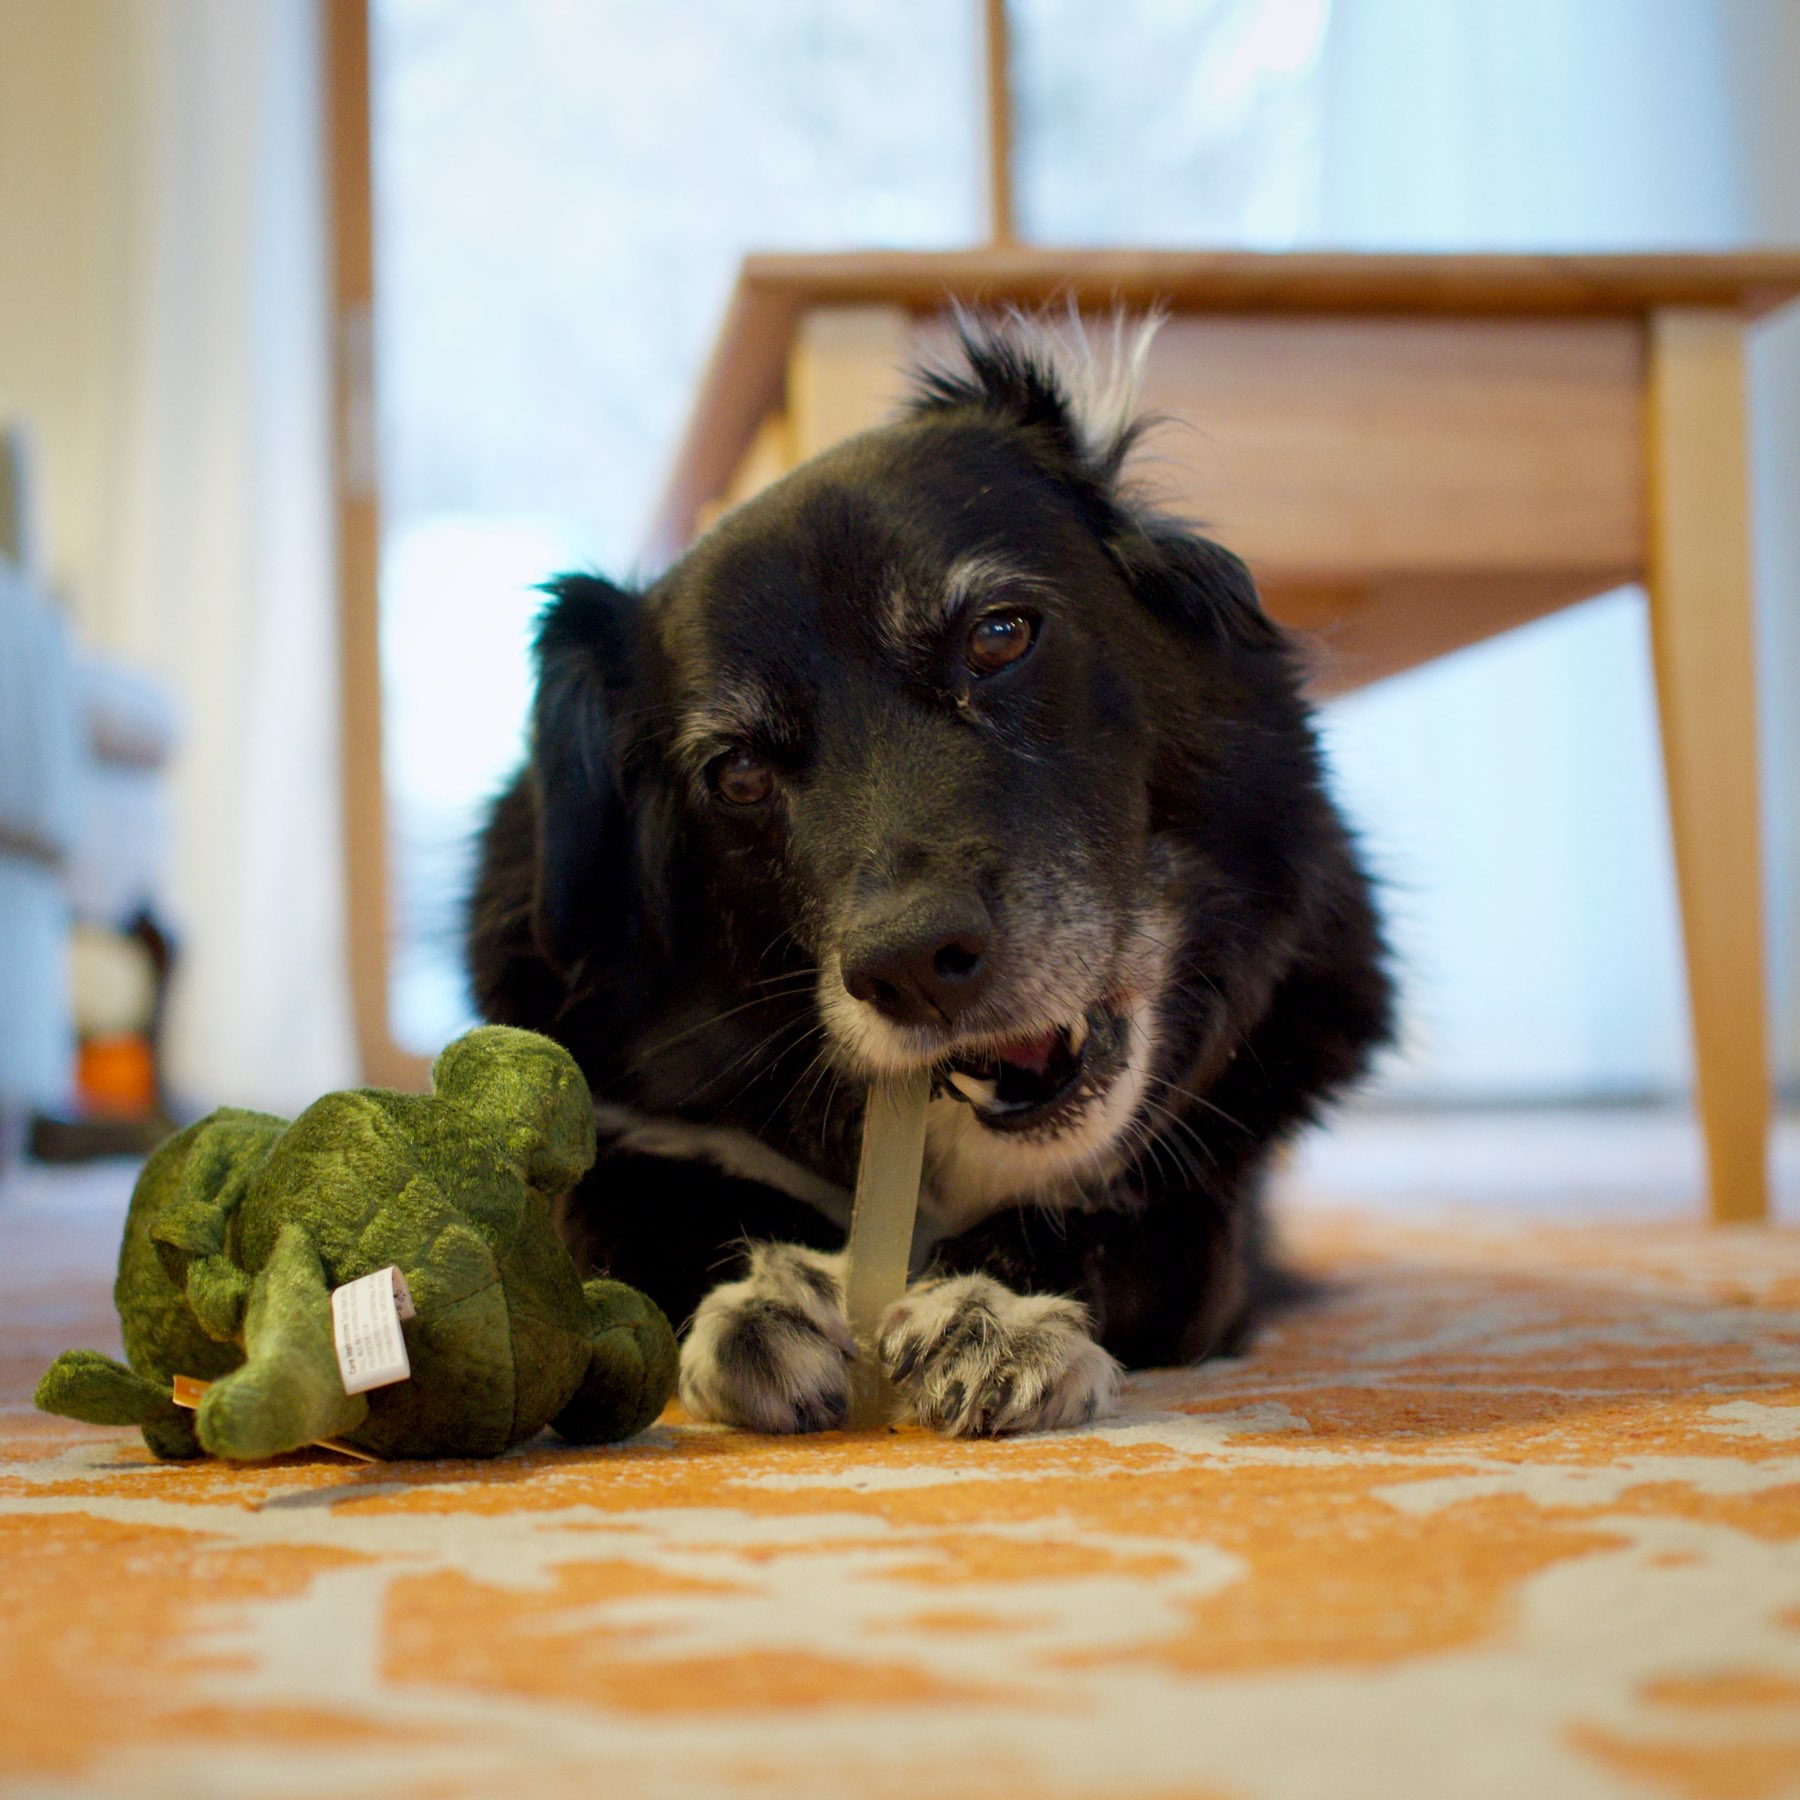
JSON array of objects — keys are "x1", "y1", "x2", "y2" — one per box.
[{"x1": 935, "y1": 1004, "x2": 1128, "y2": 1132}]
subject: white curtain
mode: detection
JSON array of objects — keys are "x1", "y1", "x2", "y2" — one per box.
[
  {"x1": 1313, "y1": 0, "x2": 1800, "y2": 1100},
  {"x1": 0, "y1": 0, "x2": 356, "y2": 1113}
]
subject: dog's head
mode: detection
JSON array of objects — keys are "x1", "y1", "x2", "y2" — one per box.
[{"x1": 521, "y1": 318, "x2": 1324, "y2": 1201}]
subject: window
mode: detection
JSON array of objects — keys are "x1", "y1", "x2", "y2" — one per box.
[{"x1": 363, "y1": 1, "x2": 1794, "y2": 1102}]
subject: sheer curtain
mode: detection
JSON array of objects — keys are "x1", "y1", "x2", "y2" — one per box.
[
  {"x1": 1312, "y1": 0, "x2": 1799, "y2": 1101},
  {"x1": 0, "y1": 0, "x2": 356, "y2": 1113},
  {"x1": 113, "y1": 0, "x2": 357, "y2": 1112}
]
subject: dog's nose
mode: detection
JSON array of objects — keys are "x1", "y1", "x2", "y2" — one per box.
[{"x1": 841, "y1": 910, "x2": 992, "y2": 1029}]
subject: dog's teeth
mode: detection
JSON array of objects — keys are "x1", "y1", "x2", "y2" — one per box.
[
  {"x1": 947, "y1": 1071, "x2": 999, "y2": 1108},
  {"x1": 1067, "y1": 1015, "x2": 1089, "y2": 1056}
]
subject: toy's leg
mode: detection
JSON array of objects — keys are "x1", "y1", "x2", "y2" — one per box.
[
  {"x1": 195, "y1": 1222, "x2": 369, "y2": 1460},
  {"x1": 551, "y1": 1280, "x2": 677, "y2": 1445},
  {"x1": 34, "y1": 1350, "x2": 201, "y2": 1460}
]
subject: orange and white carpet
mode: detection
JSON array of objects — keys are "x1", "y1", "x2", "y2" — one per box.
[{"x1": 4, "y1": 1119, "x2": 1799, "y2": 1800}]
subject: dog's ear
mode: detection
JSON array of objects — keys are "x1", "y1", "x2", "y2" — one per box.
[
  {"x1": 1110, "y1": 520, "x2": 1290, "y2": 660},
  {"x1": 529, "y1": 573, "x2": 640, "y2": 971}
]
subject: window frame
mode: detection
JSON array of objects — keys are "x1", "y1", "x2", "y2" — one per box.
[{"x1": 326, "y1": 0, "x2": 428, "y2": 1089}]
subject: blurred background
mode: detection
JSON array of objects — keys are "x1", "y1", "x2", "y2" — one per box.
[{"x1": 0, "y1": 0, "x2": 1795, "y2": 1168}]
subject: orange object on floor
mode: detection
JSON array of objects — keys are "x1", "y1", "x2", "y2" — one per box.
[{"x1": 75, "y1": 1034, "x2": 157, "y2": 1119}]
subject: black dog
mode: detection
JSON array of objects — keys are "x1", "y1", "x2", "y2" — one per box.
[{"x1": 467, "y1": 317, "x2": 1391, "y2": 1436}]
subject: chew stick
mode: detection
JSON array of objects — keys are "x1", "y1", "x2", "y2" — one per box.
[{"x1": 842, "y1": 1070, "x2": 930, "y2": 1429}]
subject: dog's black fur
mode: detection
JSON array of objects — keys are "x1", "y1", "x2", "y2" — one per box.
[{"x1": 467, "y1": 318, "x2": 1392, "y2": 1434}]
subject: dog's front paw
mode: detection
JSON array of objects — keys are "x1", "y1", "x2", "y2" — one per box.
[
  {"x1": 879, "y1": 1274, "x2": 1121, "y2": 1437},
  {"x1": 678, "y1": 1244, "x2": 854, "y2": 1433}
]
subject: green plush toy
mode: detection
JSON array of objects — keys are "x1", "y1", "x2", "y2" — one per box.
[{"x1": 34, "y1": 1026, "x2": 676, "y2": 1462}]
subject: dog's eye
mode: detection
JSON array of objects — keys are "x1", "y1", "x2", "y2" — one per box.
[
  {"x1": 708, "y1": 748, "x2": 777, "y2": 808},
  {"x1": 965, "y1": 611, "x2": 1037, "y2": 677}
]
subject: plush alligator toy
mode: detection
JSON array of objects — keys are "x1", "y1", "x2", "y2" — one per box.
[{"x1": 35, "y1": 1026, "x2": 675, "y2": 1461}]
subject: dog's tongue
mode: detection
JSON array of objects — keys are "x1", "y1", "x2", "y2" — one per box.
[{"x1": 990, "y1": 1029, "x2": 1061, "y2": 1076}]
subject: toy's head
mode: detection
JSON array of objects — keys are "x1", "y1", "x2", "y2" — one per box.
[{"x1": 432, "y1": 1025, "x2": 597, "y2": 1201}]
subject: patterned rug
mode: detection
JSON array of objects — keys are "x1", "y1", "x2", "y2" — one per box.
[{"x1": 4, "y1": 1143, "x2": 1800, "y2": 1800}]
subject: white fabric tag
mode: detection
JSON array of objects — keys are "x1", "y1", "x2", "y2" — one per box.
[{"x1": 331, "y1": 1266, "x2": 416, "y2": 1395}]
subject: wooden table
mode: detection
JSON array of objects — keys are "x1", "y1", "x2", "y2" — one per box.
[{"x1": 649, "y1": 250, "x2": 1800, "y2": 1224}]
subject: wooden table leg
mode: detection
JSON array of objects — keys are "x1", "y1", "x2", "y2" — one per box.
[{"x1": 1646, "y1": 307, "x2": 1771, "y2": 1223}]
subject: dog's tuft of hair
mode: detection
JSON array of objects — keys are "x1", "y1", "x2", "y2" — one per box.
[{"x1": 910, "y1": 303, "x2": 1163, "y2": 493}]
